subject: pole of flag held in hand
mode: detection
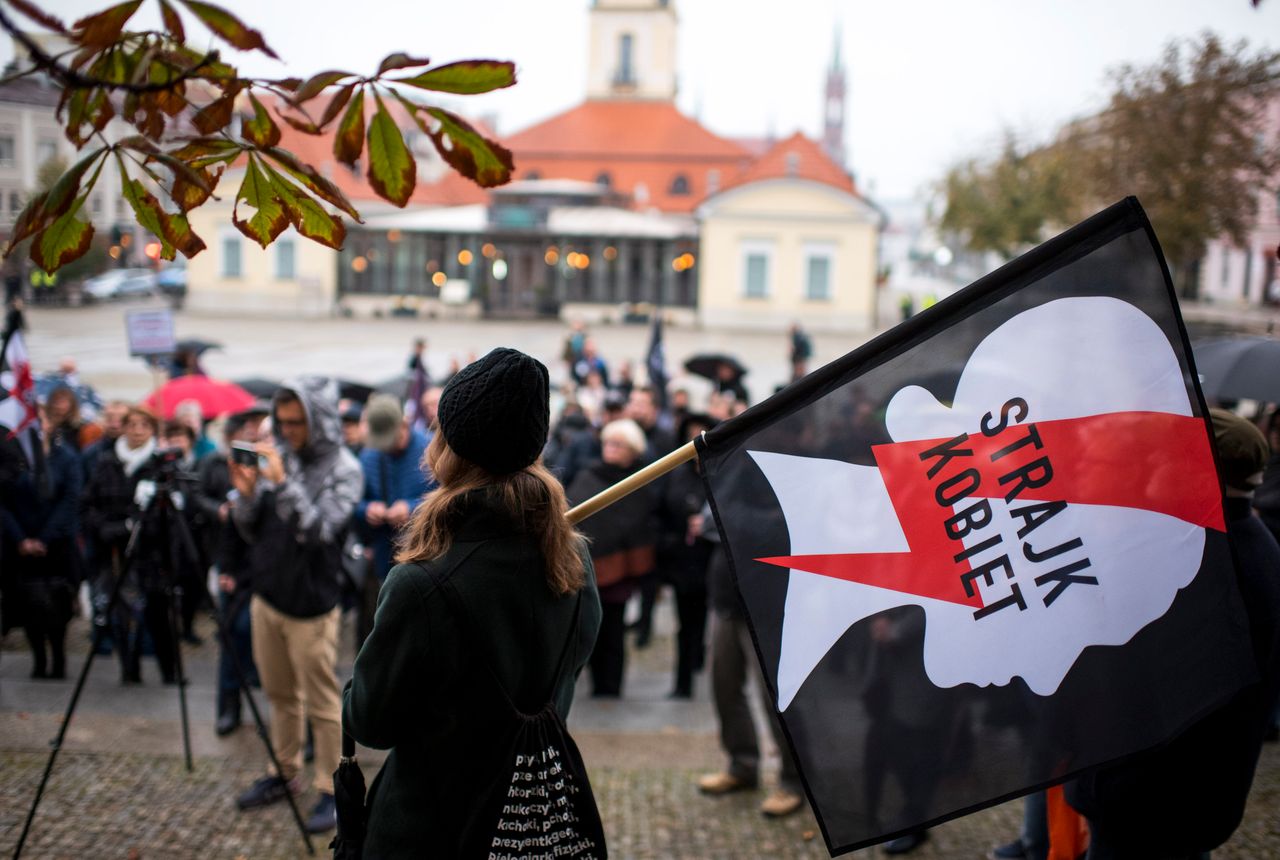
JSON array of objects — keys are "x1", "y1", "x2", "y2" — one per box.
[
  {"x1": 567, "y1": 440, "x2": 698, "y2": 525},
  {"x1": 566, "y1": 197, "x2": 1261, "y2": 855}
]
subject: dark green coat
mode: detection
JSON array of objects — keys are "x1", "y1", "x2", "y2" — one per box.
[{"x1": 342, "y1": 489, "x2": 602, "y2": 858}]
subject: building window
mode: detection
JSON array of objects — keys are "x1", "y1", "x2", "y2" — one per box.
[
  {"x1": 525, "y1": 170, "x2": 541, "y2": 181},
  {"x1": 616, "y1": 33, "x2": 634, "y2": 85},
  {"x1": 596, "y1": 171, "x2": 612, "y2": 189},
  {"x1": 707, "y1": 169, "x2": 720, "y2": 195},
  {"x1": 222, "y1": 235, "x2": 242, "y2": 278},
  {"x1": 741, "y1": 242, "x2": 773, "y2": 299},
  {"x1": 8, "y1": 192, "x2": 20, "y2": 215},
  {"x1": 0, "y1": 136, "x2": 13, "y2": 166},
  {"x1": 785, "y1": 152, "x2": 800, "y2": 177},
  {"x1": 669, "y1": 174, "x2": 690, "y2": 196},
  {"x1": 275, "y1": 237, "x2": 296, "y2": 279},
  {"x1": 91, "y1": 195, "x2": 101, "y2": 214},
  {"x1": 805, "y1": 250, "x2": 832, "y2": 300},
  {"x1": 36, "y1": 138, "x2": 57, "y2": 166}
]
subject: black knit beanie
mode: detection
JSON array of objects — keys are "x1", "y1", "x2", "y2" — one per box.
[{"x1": 438, "y1": 347, "x2": 550, "y2": 474}]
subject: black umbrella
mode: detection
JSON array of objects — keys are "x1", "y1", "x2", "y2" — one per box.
[
  {"x1": 1193, "y1": 336, "x2": 1280, "y2": 404},
  {"x1": 375, "y1": 373, "x2": 412, "y2": 399},
  {"x1": 331, "y1": 732, "x2": 366, "y2": 859},
  {"x1": 234, "y1": 377, "x2": 281, "y2": 399},
  {"x1": 175, "y1": 338, "x2": 221, "y2": 355},
  {"x1": 684, "y1": 353, "x2": 748, "y2": 381},
  {"x1": 336, "y1": 379, "x2": 375, "y2": 404}
]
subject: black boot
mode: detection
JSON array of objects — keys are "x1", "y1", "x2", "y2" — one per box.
[{"x1": 216, "y1": 710, "x2": 241, "y2": 736}]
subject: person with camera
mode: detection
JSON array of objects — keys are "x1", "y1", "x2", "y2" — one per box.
[
  {"x1": 229, "y1": 377, "x2": 362, "y2": 835},
  {"x1": 159, "y1": 420, "x2": 207, "y2": 646},
  {"x1": 81, "y1": 405, "x2": 182, "y2": 685},
  {"x1": 195, "y1": 408, "x2": 266, "y2": 736}
]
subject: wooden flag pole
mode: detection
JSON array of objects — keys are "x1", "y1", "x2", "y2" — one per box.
[{"x1": 567, "y1": 439, "x2": 699, "y2": 525}]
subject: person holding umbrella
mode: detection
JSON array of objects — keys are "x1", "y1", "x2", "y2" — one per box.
[
  {"x1": 685, "y1": 354, "x2": 750, "y2": 406},
  {"x1": 342, "y1": 348, "x2": 602, "y2": 856}
]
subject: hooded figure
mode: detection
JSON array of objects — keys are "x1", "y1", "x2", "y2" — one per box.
[
  {"x1": 230, "y1": 376, "x2": 363, "y2": 834},
  {"x1": 232, "y1": 376, "x2": 364, "y2": 618}
]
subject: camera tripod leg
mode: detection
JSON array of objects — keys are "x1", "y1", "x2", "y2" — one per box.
[
  {"x1": 13, "y1": 520, "x2": 143, "y2": 860},
  {"x1": 167, "y1": 583, "x2": 194, "y2": 773},
  {"x1": 163, "y1": 490, "x2": 315, "y2": 855},
  {"x1": 154, "y1": 494, "x2": 195, "y2": 774},
  {"x1": 166, "y1": 492, "x2": 315, "y2": 857},
  {"x1": 208, "y1": 589, "x2": 316, "y2": 856}
]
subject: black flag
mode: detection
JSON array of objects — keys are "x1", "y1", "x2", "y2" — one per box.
[
  {"x1": 697, "y1": 198, "x2": 1255, "y2": 854},
  {"x1": 646, "y1": 311, "x2": 668, "y2": 410}
]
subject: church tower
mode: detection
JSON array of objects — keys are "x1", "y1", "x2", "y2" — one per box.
[
  {"x1": 822, "y1": 26, "x2": 846, "y2": 167},
  {"x1": 586, "y1": 0, "x2": 678, "y2": 101}
]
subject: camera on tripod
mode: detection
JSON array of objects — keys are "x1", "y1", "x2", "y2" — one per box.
[{"x1": 150, "y1": 445, "x2": 187, "y2": 477}]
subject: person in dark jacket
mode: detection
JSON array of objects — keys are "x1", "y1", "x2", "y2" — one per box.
[
  {"x1": 1066, "y1": 408, "x2": 1280, "y2": 859},
  {"x1": 356, "y1": 394, "x2": 434, "y2": 583},
  {"x1": 44, "y1": 385, "x2": 102, "y2": 454},
  {"x1": 196, "y1": 410, "x2": 265, "y2": 736},
  {"x1": 655, "y1": 413, "x2": 717, "y2": 698},
  {"x1": 230, "y1": 377, "x2": 363, "y2": 834},
  {"x1": 566, "y1": 418, "x2": 657, "y2": 698},
  {"x1": 698, "y1": 501, "x2": 805, "y2": 819},
  {"x1": 81, "y1": 405, "x2": 181, "y2": 685},
  {"x1": 343, "y1": 347, "x2": 602, "y2": 857},
  {"x1": 160, "y1": 419, "x2": 207, "y2": 645},
  {"x1": 545, "y1": 402, "x2": 599, "y2": 489},
  {"x1": 1, "y1": 418, "x2": 82, "y2": 678},
  {"x1": 1254, "y1": 410, "x2": 1280, "y2": 547}
]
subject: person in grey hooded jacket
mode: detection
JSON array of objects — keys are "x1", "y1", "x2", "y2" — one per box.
[{"x1": 229, "y1": 376, "x2": 364, "y2": 834}]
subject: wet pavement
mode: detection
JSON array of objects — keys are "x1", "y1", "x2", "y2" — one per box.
[{"x1": 3, "y1": 599, "x2": 1279, "y2": 859}]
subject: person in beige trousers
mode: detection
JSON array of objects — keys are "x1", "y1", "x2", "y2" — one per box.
[{"x1": 228, "y1": 377, "x2": 363, "y2": 834}]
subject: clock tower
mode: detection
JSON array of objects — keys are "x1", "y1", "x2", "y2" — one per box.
[{"x1": 586, "y1": 0, "x2": 678, "y2": 101}]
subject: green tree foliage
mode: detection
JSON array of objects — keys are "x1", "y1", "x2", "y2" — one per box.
[
  {"x1": 939, "y1": 134, "x2": 1086, "y2": 259},
  {"x1": 1090, "y1": 33, "x2": 1280, "y2": 276},
  {"x1": 938, "y1": 33, "x2": 1280, "y2": 286},
  {"x1": 0, "y1": 0, "x2": 517, "y2": 272}
]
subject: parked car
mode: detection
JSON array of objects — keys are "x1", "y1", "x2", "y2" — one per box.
[
  {"x1": 81, "y1": 268, "x2": 156, "y2": 301},
  {"x1": 156, "y1": 264, "x2": 187, "y2": 305}
]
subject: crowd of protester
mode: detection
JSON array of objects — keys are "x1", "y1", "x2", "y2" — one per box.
[
  {"x1": 5, "y1": 317, "x2": 1278, "y2": 852},
  {"x1": 0, "y1": 321, "x2": 779, "y2": 832}
]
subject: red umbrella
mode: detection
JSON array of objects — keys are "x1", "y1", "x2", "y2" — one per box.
[{"x1": 144, "y1": 375, "x2": 257, "y2": 419}]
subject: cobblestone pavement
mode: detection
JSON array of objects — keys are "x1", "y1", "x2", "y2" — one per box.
[{"x1": 3, "y1": 603, "x2": 1279, "y2": 859}]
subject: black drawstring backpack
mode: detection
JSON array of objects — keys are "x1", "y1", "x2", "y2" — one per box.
[
  {"x1": 333, "y1": 578, "x2": 607, "y2": 860},
  {"x1": 445, "y1": 582, "x2": 608, "y2": 859}
]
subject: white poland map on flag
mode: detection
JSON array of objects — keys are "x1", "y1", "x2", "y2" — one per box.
[{"x1": 752, "y1": 296, "x2": 1220, "y2": 711}]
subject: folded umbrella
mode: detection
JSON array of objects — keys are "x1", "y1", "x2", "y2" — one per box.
[
  {"x1": 331, "y1": 731, "x2": 366, "y2": 859},
  {"x1": 144, "y1": 376, "x2": 257, "y2": 419}
]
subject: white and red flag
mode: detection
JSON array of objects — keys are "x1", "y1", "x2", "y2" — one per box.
[
  {"x1": 0, "y1": 323, "x2": 39, "y2": 444},
  {"x1": 697, "y1": 199, "x2": 1254, "y2": 854}
]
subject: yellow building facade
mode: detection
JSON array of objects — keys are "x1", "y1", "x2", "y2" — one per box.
[
  {"x1": 185, "y1": 196, "x2": 339, "y2": 318},
  {"x1": 697, "y1": 177, "x2": 881, "y2": 332}
]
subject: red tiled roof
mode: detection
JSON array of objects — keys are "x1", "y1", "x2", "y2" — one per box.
[
  {"x1": 505, "y1": 100, "x2": 753, "y2": 213},
  {"x1": 718, "y1": 132, "x2": 857, "y2": 197}
]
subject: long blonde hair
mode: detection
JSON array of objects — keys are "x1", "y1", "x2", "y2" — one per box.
[{"x1": 396, "y1": 433, "x2": 586, "y2": 595}]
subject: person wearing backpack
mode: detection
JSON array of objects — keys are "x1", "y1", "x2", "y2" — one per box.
[{"x1": 343, "y1": 348, "x2": 605, "y2": 858}]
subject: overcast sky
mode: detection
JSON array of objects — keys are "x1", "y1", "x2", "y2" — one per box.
[{"x1": 34, "y1": 0, "x2": 1280, "y2": 200}]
